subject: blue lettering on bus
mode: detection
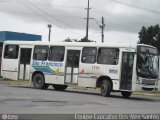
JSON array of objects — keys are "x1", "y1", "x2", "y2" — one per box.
[
  {"x1": 32, "y1": 61, "x2": 63, "y2": 67},
  {"x1": 41, "y1": 61, "x2": 46, "y2": 66},
  {"x1": 32, "y1": 61, "x2": 40, "y2": 66}
]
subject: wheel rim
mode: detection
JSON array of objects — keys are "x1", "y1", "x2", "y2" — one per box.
[{"x1": 35, "y1": 77, "x2": 42, "y2": 86}]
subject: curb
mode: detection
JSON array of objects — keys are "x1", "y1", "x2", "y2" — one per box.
[
  {"x1": 0, "y1": 79, "x2": 31, "y2": 86},
  {"x1": 133, "y1": 92, "x2": 160, "y2": 97}
]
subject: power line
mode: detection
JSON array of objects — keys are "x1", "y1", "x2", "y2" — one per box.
[
  {"x1": 23, "y1": 0, "x2": 84, "y2": 36},
  {"x1": 91, "y1": 0, "x2": 160, "y2": 30},
  {"x1": 92, "y1": 9, "x2": 160, "y2": 25},
  {"x1": 1, "y1": 0, "x2": 160, "y2": 38},
  {"x1": 23, "y1": 0, "x2": 83, "y2": 37},
  {"x1": 93, "y1": 0, "x2": 160, "y2": 16},
  {"x1": 39, "y1": 1, "x2": 85, "y2": 19},
  {"x1": 92, "y1": 0, "x2": 160, "y2": 20},
  {"x1": 0, "y1": 0, "x2": 83, "y2": 36},
  {"x1": 24, "y1": 0, "x2": 54, "y2": 24},
  {"x1": 24, "y1": 0, "x2": 77, "y2": 29},
  {"x1": 0, "y1": 10, "x2": 37, "y2": 16},
  {"x1": 50, "y1": 5, "x2": 84, "y2": 9},
  {"x1": 109, "y1": 0, "x2": 160, "y2": 16}
]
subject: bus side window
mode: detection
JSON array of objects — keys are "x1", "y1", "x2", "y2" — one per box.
[
  {"x1": 4, "y1": 45, "x2": 19, "y2": 59},
  {"x1": 48, "y1": 46, "x2": 65, "y2": 62},
  {"x1": 97, "y1": 48, "x2": 119, "y2": 65},
  {"x1": 33, "y1": 46, "x2": 49, "y2": 61},
  {"x1": 82, "y1": 47, "x2": 97, "y2": 64}
]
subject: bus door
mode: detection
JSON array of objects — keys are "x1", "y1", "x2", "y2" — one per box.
[
  {"x1": 19, "y1": 48, "x2": 32, "y2": 80},
  {"x1": 65, "y1": 50, "x2": 80, "y2": 84},
  {"x1": 120, "y1": 52, "x2": 134, "y2": 90}
]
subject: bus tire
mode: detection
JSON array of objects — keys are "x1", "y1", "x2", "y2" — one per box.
[
  {"x1": 52, "y1": 84, "x2": 68, "y2": 91},
  {"x1": 32, "y1": 73, "x2": 49, "y2": 89},
  {"x1": 100, "y1": 80, "x2": 112, "y2": 97},
  {"x1": 121, "y1": 91, "x2": 132, "y2": 98},
  {"x1": 42, "y1": 84, "x2": 49, "y2": 89}
]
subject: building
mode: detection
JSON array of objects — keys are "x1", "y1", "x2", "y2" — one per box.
[{"x1": 0, "y1": 31, "x2": 41, "y2": 42}]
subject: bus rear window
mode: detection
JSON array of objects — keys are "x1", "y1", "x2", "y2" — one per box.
[
  {"x1": 4, "y1": 45, "x2": 19, "y2": 59},
  {"x1": 48, "y1": 46, "x2": 65, "y2": 62},
  {"x1": 33, "y1": 46, "x2": 49, "y2": 60},
  {"x1": 97, "y1": 48, "x2": 119, "y2": 65}
]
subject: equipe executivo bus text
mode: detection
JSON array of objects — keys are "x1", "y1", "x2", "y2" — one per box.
[{"x1": 74, "y1": 114, "x2": 160, "y2": 120}]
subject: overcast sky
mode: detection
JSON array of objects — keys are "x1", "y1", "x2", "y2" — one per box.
[{"x1": 0, "y1": 0, "x2": 160, "y2": 43}]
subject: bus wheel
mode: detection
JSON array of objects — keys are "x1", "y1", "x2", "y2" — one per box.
[
  {"x1": 121, "y1": 91, "x2": 132, "y2": 98},
  {"x1": 100, "y1": 80, "x2": 111, "y2": 97},
  {"x1": 52, "y1": 84, "x2": 68, "y2": 91},
  {"x1": 33, "y1": 73, "x2": 49, "y2": 89}
]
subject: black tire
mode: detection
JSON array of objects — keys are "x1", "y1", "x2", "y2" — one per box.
[
  {"x1": 42, "y1": 84, "x2": 49, "y2": 89},
  {"x1": 121, "y1": 91, "x2": 132, "y2": 98},
  {"x1": 32, "y1": 73, "x2": 49, "y2": 89},
  {"x1": 52, "y1": 84, "x2": 68, "y2": 91},
  {"x1": 100, "y1": 80, "x2": 112, "y2": 97}
]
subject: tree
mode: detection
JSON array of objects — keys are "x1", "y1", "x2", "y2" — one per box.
[
  {"x1": 63, "y1": 37, "x2": 94, "y2": 42},
  {"x1": 78, "y1": 37, "x2": 94, "y2": 42},
  {"x1": 139, "y1": 24, "x2": 160, "y2": 53},
  {"x1": 63, "y1": 37, "x2": 78, "y2": 42},
  {"x1": 63, "y1": 37, "x2": 73, "y2": 42}
]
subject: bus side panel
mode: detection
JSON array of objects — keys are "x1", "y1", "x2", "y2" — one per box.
[
  {"x1": 31, "y1": 60, "x2": 65, "y2": 84},
  {"x1": 78, "y1": 63, "x2": 120, "y2": 89},
  {"x1": 105, "y1": 65, "x2": 120, "y2": 90},
  {"x1": 45, "y1": 62, "x2": 65, "y2": 84},
  {"x1": 1, "y1": 59, "x2": 19, "y2": 80},
  {"x1": 45, "y1": 75, "x2": 64, "y2": 85},
  {"x1": 78, "y1": 77, "x2": 97, "y2": 87},
  {"x1": 78, "y1": 64, "x2": 97, "y2": 87},
  {"x1": 1, "y1": 44, "x2": 19, "y2": 80}
]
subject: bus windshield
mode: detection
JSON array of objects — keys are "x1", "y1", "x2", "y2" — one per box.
[{"x1": 137, "y1": 46, "x2": 159, "y2": 79}]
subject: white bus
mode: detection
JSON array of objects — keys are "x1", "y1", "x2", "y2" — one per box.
[{"x1": 1, "y1": 41, "x2": 159, "y2": 97}]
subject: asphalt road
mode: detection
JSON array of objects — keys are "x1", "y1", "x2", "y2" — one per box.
[{"x1": 0, "y1": 84, "x2": 160, "y2": 114}]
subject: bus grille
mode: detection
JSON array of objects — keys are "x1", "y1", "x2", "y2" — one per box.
[
  {"x1": 142, "y1": 88, "x2": 154, "y2": 91},
  {"x1": 142, "y1": 79, "x2": 156, "y2": 85}
]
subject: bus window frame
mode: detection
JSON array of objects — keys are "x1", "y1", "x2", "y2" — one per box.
[
  {"x1": 97, "y1": 47, "x2": 119, "y2": 65},
  {"x1": 4, "y1": 44, "x2": 19, "y2": 59},
  {"x1": 48, "y1": 46, "x2": 65, "y2": 62},
  {"x1": 33, "y1": 45, "x2": 49, "y2": 61},
  {"x1": 81, "y1": 47, "x2": 97, "y2": 64}
]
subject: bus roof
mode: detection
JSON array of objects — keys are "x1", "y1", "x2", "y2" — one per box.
[{"x1": 3, "y1": 40, "x2": 157, "y2": 49}]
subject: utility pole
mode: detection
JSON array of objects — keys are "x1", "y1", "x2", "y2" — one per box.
[
  {"x1": 100, "y1": 16, "x2": 105, "y2": 43},
  {"x1": 48, "y1": 24, "x2": 52, "y2": 42},
  {"x1": 85, "y1": 0, "x2": 93, "y2": 40},
  {"x1": 94, "y1": 17, "x2": 105, "y2": 43}
]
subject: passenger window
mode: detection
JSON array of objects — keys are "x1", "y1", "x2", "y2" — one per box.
[
  {"x1": 82, "y1": 47, "x2": 97, "y2": 63},
  {"x1": 4, "y1": 45, "x2": 19, "y2": 59},
  {"x1": 48, "y1": 46, "x2": 65, "y2": 62},
  {"x1": 33, "y1": 46, "x2": 48, "y2": 60},
  {"x1": 97, "y1": 48, "x2": 119, "y2": 65}
]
